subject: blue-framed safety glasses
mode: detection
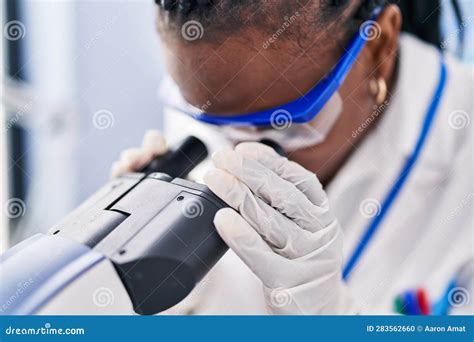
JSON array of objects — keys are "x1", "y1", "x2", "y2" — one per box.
[{"x1": 161, "y1": 7, "x2": 384, "y2": 128}]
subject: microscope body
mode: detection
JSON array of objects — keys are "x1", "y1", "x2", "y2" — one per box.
[{"x1": 0, "y1": 137, "x2": 228, "y2": 315}]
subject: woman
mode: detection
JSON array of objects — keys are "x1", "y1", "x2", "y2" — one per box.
[{"x1": 112, "y1": 0, "x2": 473, "y2": 314}]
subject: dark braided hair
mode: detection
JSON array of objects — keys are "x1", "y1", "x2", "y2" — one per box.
[{"x1": 155, "y1": 0, "x2": 464, "y2": 48}]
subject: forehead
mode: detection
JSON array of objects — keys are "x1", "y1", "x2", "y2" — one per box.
[{"x1": 162, "y1": 29, "x2": 339, "y2": 115}]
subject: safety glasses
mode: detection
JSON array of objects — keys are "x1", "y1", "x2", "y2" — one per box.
[{"x1": 160, "y1": 7, "x2": 383, "y2": 130}]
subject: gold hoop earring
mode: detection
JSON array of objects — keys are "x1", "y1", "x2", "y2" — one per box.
[{"x1": 369, "y1": 77, "x2": 387, "y2": 105}]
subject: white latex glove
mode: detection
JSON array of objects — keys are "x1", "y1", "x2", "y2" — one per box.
[
  {"x1": 203, "y1": 142, "x2": 357, "y2": 315},
  {"x1": 110, "y1": 130, "x2": 167, "y2": 178}
]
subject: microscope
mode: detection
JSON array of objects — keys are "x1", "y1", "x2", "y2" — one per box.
[{"x1": 1, "y1": 137, "x2": 231, "y2": 315}]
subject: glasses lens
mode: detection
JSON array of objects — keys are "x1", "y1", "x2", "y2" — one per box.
[{"x1": 159, "y1": 77, "x2": 343, "y2": 151}]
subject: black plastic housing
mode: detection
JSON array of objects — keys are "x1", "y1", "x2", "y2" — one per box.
[
  {"x1": 49, "y1": 136, "x2": 283, "y2": 315},
  {"x1": 98, "y1": 176, "x2": 227, "y2": 315},
  {"x1": 141, "y1": 136, "x2": 208, "y2": 177},
  {"x1": 49, "y1": 136, "x2": 228, "y2": 315}
]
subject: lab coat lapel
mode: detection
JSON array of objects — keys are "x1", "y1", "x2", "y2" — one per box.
[{"x1": 326, "y1": 33, "x2": 443, "y2": 277}]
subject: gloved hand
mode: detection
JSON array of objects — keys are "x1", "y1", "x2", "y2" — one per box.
[
  {"x1": 203, "y1": 142, "x2": 357, "y2": 315},
  {"x1": 110, "y1": 130, "x2": 167, "y2": 178}
]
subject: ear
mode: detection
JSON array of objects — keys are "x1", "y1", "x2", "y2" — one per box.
[{"x1": 365, "y1": 5, "x2": 402, "y2": 81}]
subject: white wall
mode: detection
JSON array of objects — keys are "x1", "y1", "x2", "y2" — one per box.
[
  {"x1": 10, "y1": 0, "x2": 165, "y2": 242},
  {"x1": 1, "y1": 9, "x2": 8, "y2": 252},
  {"x1": 72, "y1": 0, "x2": 165, "y2": 202}
]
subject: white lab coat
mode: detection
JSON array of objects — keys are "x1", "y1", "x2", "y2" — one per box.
[{"x1": 162, "y1": 34, "x2": 474, "y2": 315}]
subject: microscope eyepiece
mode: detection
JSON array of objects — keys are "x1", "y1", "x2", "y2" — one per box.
[
  {"x1": 141, "y1": 136, "x2": 208, "y2": 178},
  {"x1": 259, "y1": 139, "x2": 286, "y2": 157}
]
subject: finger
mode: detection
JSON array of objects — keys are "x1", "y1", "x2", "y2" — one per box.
[
  {"x1": 213, "y1": 208, "x2": 285, "y2": 286},
  {"x1": 235, "y1": 142, "x2": 327, "y2": 207},
  {"x1": 120, "y1": 148, "x2": 152, "y2": 170},
  {"x1": 142, "y1": 130, "x2": 167, "y2": 155},
  {"x1": 204, "y1": 169, "x2": 315, "y2": 258},
  {"x1": 211, "y1": 150, "x2": 330, "y2": 232},
  {"x1": 216, "y1": 208, "x2": 342, "y2": 289},
  {"x1": 110, "y1": 161, "x2": 129, "y2": 178}
]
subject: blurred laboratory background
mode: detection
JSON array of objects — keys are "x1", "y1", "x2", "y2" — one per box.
[{"x1": 1, "y1": 0, "x2": 473, "y2": 251}]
